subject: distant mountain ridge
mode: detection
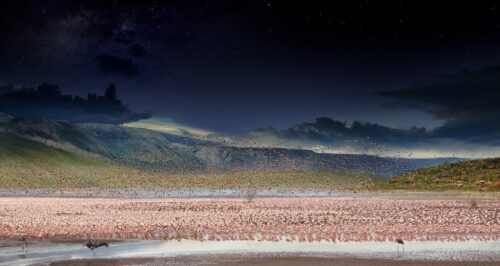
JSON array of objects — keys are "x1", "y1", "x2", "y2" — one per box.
[{"x1": 0, "y1": 113, "x2": 463, "y2": 176}]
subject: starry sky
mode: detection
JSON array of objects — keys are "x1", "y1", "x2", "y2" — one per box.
[{"x1": 1, "y1": 0, "x2": 500, "y2": 134}]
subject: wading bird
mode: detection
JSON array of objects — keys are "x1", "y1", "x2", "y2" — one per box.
[
  {"x1": 19, "y1": 236, "x2": 28, "y2": 253},
  {"x1": 84, "y1": 240, "x2": 109, "y2": 255},
  {"x1": 395, "y1": 238, "x2": 404, "y2": 252}
]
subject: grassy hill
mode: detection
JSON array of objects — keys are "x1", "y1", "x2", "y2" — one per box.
[
  {"x1": 378, "y1": 157, "x2": 500, "y2": 191},
  {"x1": 0, "y1": 113, "x2": 471, "y2": 190},
  {"x1": 0, "y1": 113, "x2": 464, "y2": 176},
  {"x1": 0, "y1": 116, "x2": 204, "y2": 171},
  {"x1": 0, "y1": 133, "x2": 109, "y2": 188},
  {"x1": 3, "y1": 131, "x2": 496, "y2": 191},
  {"x1": 0, "y1": 132, "x2": 384, "y2": 189},
  {"x1": 0, "y1": 133, "x2": 99, "y2": 165}
]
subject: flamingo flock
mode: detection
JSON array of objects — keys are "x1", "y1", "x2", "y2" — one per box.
[{"x1": 0, "y1": 197, "x2": 498, "y2": 242}]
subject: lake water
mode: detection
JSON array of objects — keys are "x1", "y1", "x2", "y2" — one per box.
[
  {"x1": 0, "y1": 188, "x2": 497, "y2": 200},
  {"x1": 1, "y1": 239, "x2": 499, "y2": 265}
]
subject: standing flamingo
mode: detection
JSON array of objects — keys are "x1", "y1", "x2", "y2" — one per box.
[
  {"x1": 19, "y1": 236, "x2": 28, "y2": 253},
  {"x1": 395, "y1": 238, "x2": 405, "y2": 253}
]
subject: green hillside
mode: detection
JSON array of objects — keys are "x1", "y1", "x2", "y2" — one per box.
[
  {"x1": 1, "y1": 114, "x2": 483, "y2": 191},
  {"x1": 4, "y1": 131, "x2": 497, "y2": 192},
  {"x1": 0, "y1": 133, "x2": 382, "y2": 189},
  {"x1": 0, "y1": 114, "x2": 461, "y2": 176},
  {"x1": 0, "y1": 133, "x2": 110, "y2": 188},
  {"x1": 0, "y1": 133, "x2": 100, "y2": 165},
  {"x1": 379, "y1": 157, "x2": 500, "y2": 191},
  {"x1": 0, "y1": 116, "x2": 204, "y2": 171}
]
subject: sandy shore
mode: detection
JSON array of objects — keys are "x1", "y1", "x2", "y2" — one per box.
[
  {"x1": 48, "y1": 254, "x2": 500, "y2": 266},
  {"x1": 0, "y1": 197, "x2": 498, "y2": 242}
]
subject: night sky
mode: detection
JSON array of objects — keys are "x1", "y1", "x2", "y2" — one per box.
[{"x1": 1, "y1": 0, "x2": 500, "y2": 134}]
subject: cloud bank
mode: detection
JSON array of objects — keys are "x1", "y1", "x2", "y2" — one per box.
[
  {"x1": 379, "y1": 65, "x2": 500, "y2": 145},
  {"x1": 232, "y1": 66, "x2": 500, "y2": 158},
  {"x1": 0, "y1": 83, "x2": 150, "y2": 124},
  {"x1": 233, "y1": 116, "x2": 498, "y2": 158}
]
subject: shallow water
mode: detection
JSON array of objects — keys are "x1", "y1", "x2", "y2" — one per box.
[
  {"x1": 0, "y1": 239, "x2": 498, "y2": 266},
  {"x1": 0, "y1": 188, "x2": 497, "y2": 200}
]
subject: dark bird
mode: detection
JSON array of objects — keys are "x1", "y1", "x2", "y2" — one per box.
[
  {"x1": 19, "y1": 236, "x2": 28, "y2": 253},
  {"x1": 84, "y1": 240, "x2": 109, "y2": 255},
  {"x1": 395, "y1": 238, "x2": 405, "y2": 252}
]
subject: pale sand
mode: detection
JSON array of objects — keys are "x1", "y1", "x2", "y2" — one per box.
[{"x1": 0, "y1": 197, "x2": 498, "y2": 242}]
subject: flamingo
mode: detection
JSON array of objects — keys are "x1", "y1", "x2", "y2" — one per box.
[
  {"x1": 395, "y1": 238, "x2": 405, "y2": 252},
  {"x1": 19, "y1": 236, "x2": 28, "y2": 253}
]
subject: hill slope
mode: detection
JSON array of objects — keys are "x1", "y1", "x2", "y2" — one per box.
[
  {"x1": 0, "y1": 133, "x2": 99, "y2": 165},
  {"x1": 0, "y1": 133, "x2": 114, "y2": 188},
  {"x1": 184, "y1": 144, "x2": 456, "y2": 176},
  {"x1": 381, "y1": 157, "x2": 500, "y2": 191},
  {"x1": 0, "y1": 133, "x2": 385, "y2": 189},
  {"x1": 0, "y1": 127, "x2": 478, "y2": 190},
  {"x1": 0, "y1": 113, "x2": 462, "y2": 176},
  {"x1": 0, "y1": 116, "x2": 204, "y2": 171}
]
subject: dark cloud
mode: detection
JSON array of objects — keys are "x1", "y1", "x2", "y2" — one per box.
[
  {"x1": 239, "y1": 115, "x2": 500, "y2": 158},
  {"x1": 96, "y1": 55, "x2": 139, "y2": 78},
  {"x1": 129, "y1": 44, "x2": 146, "y2": 57},
  {"x1": 262, "y1": 66, "x2": 500, "y2": 148},
  {"x1": 254, "y1": 117, "x2": 429, "y2": 147},
  {"x1": 379, "y1": 65, "x2": 500, "y2": 144},
  {"x1": 0, "y1": 83, "x2": 150, "y2": 124},
  {"x1": 238, "y1": 66, "x2": 500, "y2": 157}
]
